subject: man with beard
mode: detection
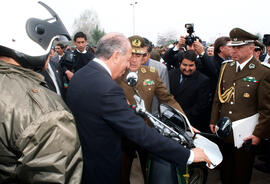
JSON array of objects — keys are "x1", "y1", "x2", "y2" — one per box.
[{"x1": 169, "y1": 50, "x2": 211, "y2": 132}]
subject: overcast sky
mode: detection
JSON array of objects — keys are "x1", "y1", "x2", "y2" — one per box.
[{"x1": 13, "y1": 0, "x2": 270, "y2": 44}]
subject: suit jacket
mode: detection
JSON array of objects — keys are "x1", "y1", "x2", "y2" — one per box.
[
  {"x1": 169, "y1": 69, "x2": 211, "y2": 131},
  {"x1": 50, "y1": 54, "x2": 62, "y2": 64},
  {"x1": 210, "y1": 57, "x2": 270, "y2": 141},
  {"x1": 40, "y1": 62, "x2": 64, "y2": 96},
  {"x1": 147, "y1": 59, "x2": 170, "y2": 114},
  {"x1": 66, "y1": 61, "x2": 190, "y2": 184},
  {"x1": 116, "y1": 66, "x2": 184, "y2": 123},
  {"x1": 259, "y1": 53, "x2": 267, "y2": 62}
]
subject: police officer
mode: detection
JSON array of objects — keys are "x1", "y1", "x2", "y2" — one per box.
[
  {"x1": 116, "y1": 35, "x2": 185, "y2": 184},
  {"x1": 210, "y1": 28, "x2": 270, "y2": 184}
]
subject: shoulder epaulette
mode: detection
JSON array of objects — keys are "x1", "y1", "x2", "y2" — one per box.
[
  {"x1": 261, "y1": 62, "x2": 270, "y2": 69},
  {"x1": 222, "y1": 60, "x2": 234, "y2": 65},
  {"x1": 149, "y1": 66, "x2": 156, "y2": 73}
]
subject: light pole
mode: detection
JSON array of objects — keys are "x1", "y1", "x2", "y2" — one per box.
[{"x1": 130, "y1": 1, "x2": 138, "y2": 35}]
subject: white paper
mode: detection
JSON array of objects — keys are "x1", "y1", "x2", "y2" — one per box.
[
  {"x1": 193, "y1": 134, "x2": 223, "y2": 169},
  {"x1": 232, "y1": 113, "x2": 259, "y2": 148}
]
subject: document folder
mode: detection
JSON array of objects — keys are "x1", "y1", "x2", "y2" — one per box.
[{"x1": 232, "y1": 113, "x2": 259, "y2": 148}]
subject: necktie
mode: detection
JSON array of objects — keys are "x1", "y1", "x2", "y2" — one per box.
[
  {"x1": 180, "y1": 74, "x2": 186, "y2": 85},
  {"x1": 237, "y1": 65, "x2": 241, "y2": 72}
]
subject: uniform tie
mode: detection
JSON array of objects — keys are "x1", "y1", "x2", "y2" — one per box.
[{"x1": 237, "y1": 65, "x2": 241, "y2": 72}]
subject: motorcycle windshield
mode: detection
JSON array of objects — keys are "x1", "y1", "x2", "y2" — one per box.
[{"x1": 193, "y1": 134, "x2": 223, "y2": 169}]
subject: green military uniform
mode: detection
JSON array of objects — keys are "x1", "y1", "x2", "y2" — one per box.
[
  {"x1": 116, "y1": 66, "x2": 184, "y2": 125},
  {"x1": 210, "y1": 28, "x2": 270, "y2": 184},
  {"x1": 0, "y1": 61, "x2": 82, "y2": 183}
]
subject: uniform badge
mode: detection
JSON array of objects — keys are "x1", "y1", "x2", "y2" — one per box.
[
  {"x1": 243, "y1": 93, "x2": 250, "y2": 98},
  {"x1": 132, "y1": 38, "x2": 141, "y2": 47},
  {"x1": 249, "y1": 63, "x2": 255, "y2": 69},
  {"x1": 141, "y1": 68, "x2": 146, "y2": 73},
  {"x1": 150, "y1": 66, "x2": 156, "y2": 73},
  {"x1": 143, "y1": 79, "x2": 155, "y2": 86}
]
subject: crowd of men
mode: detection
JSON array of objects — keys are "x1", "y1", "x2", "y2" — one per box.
[{"x1": 1, "y1": 2, "x2": 270, "y2": 184}]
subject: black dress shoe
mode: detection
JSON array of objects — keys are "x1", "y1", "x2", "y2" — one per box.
[{"x1": 254, "y1": 163, "x2": 270, "y2": 173}]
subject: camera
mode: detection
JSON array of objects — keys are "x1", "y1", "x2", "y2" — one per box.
[{"x1": 185, "y1": 23, "x2": 196, "y2": 46}]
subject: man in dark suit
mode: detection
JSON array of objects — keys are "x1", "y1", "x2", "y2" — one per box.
[
  {"x1": 169, "y1": 50, "x2": 211, "y2": 132},
  {"x1": 259, "y1": 34, "x2": 270, "y2": 62},
  {"x1": 116, "y1": 35, "x2": 185, "y2": 183},
  {"x1": 50, "y1": 43, "x2": 65, "y2": 64},
  {"x1": 66, "y1": 33, "x2": 210, "y2": 184},
  {"x1": 40, "y1": 56, "x2": 64, "y2": 97},
  {"x1": 210, "y1": 28, "x2": 270, "y2": 184}
]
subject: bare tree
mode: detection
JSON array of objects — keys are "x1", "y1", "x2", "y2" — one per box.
[
  {"x1": 72, "y1": 9, "x2": 105, "y2": 46},
  {"x1": 156, "y1": 31, "x2": 178, "y2": 46}
]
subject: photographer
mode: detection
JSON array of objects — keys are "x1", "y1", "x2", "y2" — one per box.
[
  {"x1": 162, "y1": 24, "x2": 206, "y2": 71},
  {"x1": 163, "y1": 24, "x2": 214, "y2": 125}
]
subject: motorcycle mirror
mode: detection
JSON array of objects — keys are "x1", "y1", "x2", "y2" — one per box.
[
  {"x1": 215, "y1": 117, "x2": 232, "y2": 138},
  {"x1": 126, "y1": 72, "x2": 138, "y2": 87}
]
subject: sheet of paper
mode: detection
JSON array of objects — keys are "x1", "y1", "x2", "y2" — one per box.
[{"x1": 232, "y1": 113, "x2": 259, "y2": 148}]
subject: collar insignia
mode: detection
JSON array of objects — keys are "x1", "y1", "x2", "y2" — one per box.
[
  {"x1": 141, "y1": 67, "x2": 146, "y2": 73},
  {"x1": 249, "y1": 63, "x2": 255, "y2": 69}
]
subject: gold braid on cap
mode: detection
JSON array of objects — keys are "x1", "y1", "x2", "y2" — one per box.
[{"x1": 218, "y1": 63, "x2": 235, "y2": 103}]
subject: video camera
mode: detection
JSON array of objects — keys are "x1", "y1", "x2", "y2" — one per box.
[{"x1": 185, "y1": 23, "x2": 196, "y2": 46}]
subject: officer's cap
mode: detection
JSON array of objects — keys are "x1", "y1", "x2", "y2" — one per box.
[
  {"x1": 227, "y1": 28, "x2": 258, "y2": 47},
  {"x1": 254, "y1": 40, "x2": 264, "y2": 51},
  {"x1": 128, "y1": 35, "x2": 146, "y2": 54},
  {"x1": 263, "y1": 34, "x2": 270, "y2": 46}
]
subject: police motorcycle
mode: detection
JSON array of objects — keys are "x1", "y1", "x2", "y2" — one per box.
[{"x1": 126, "y1": 72, "x2": 232, "y2": 184}]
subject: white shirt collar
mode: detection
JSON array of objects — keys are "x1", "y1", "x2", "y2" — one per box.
[
  {"x1": 93, "y1": 58, "x2": 112, "y2": 77},
  {"x1": 76, "y1": 48, "x2": 87, "y2": 54},
  {"x1": 236, "y1": 55, "x2": 253, "y2": 71}
]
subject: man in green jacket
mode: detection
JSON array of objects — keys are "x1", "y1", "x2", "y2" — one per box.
[{"x1": 0, "y1": 2, "x2": 82, "y2": 183}]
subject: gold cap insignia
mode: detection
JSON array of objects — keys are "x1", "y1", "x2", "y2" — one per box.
[
  {"x1": 141, "y1": 67, "x2": 146, "y2": 73},
  {"x1": 243, "y1": 93, "x2": 250, "y2": 98},
  {"x1": 132, "y1": 38, "x2": 141, "y2": 47}
]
